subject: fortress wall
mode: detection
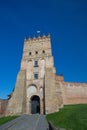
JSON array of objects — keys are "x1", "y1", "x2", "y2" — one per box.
[
  {"x1": 61, "y1": 82, "x2": 87, "y2": 105},
  {"x1": 0, "y1": 99, "x2": 8, "y2": 116},
  {"x1": 56, "y1": 75, "x2": 87, "y2": 105}
]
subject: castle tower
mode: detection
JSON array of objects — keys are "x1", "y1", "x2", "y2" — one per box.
[{"x1": 6, "y1": 34, "x2": 61, "y2": 115}]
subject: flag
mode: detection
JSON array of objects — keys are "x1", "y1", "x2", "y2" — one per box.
[{"x1": 37, "y1": 31, "x2": 40, "y2": 33}]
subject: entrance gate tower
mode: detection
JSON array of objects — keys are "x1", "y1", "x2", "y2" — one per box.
[{"x1": 6, "y1": 34, "x2": 62, "y2": 115}]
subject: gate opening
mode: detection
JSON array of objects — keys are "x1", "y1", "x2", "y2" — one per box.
[{"x1": 31, "y1": 95, "x2": 40, "y2": 114}]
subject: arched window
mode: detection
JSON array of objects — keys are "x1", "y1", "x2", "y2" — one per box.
[
  {"x1": 29, "y1": 52, "x2": 31, "y2": 55},
  {"x1": 35, "y1": 51, "x2": 38, "y2": 54},
  {"x1": 42, "y1": 50, "x2": 45, "y2": 54}
]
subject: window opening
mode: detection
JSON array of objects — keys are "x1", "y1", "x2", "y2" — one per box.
[
  {"x1": 34, "y1": 73, "x2": 38, "y2": 79},
  {"x1": 34, "y1": 60, "x2": 38, "y2": 67},
  {"x1": 35, "y1": 51, "x2": 38, "y2": 54},
  {"x1": 29, "y1": 52, "x2": 31, "y2": 55},
  {"x1": 42, "y1": 50, "x2": 45, "y2": 54}
]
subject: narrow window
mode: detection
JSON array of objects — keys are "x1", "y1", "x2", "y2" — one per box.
[
  {"x1": 29, "y1": 52, "x2": 31, "y2": 55},
  {"x1": 35, "y1": 51, "x2": 38, "y2": 54},
  {"x1": 42, "y1": 50, "x2": 45, "y2": 54},
  {"x1": 34, "y1": 60, "x2": 38, "y2": 67},
  {"x1": 34, "y1": 73, "x2": 38, "y2": 79}
]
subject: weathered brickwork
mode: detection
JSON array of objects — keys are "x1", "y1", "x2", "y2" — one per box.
[
  {"x1": 56, "y1": 75, "x2": 87, "y2": 105},
  {"x1": 0, "y1": 34, "x2": 87, "y2": 116},
  {"x1": 0, "y1": 99, "x2": 8, "y2": 116}
]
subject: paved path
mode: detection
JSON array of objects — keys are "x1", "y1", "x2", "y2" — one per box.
[{"x1": 0, "y1": 114, "x2": 49, "y2": 130}]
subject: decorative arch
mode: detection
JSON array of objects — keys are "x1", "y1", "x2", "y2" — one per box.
[
  {"x1": 27, "y1": 84, "x2": 37, "y2": 97},
  {"x1": 29, "y1": 84, "x2": 37, "y2": 87}
]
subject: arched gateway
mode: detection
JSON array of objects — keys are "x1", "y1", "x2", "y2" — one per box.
[{"x1": 31, "y1": 95, "x2": 40, "y2": 114}]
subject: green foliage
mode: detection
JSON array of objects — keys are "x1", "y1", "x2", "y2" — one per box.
[
  {"x1": 0, "y1": 116, "x2": 19, "y2": 125},
  {"x1": 46, "y1": 104, "x2": 87, "y2": 130}
]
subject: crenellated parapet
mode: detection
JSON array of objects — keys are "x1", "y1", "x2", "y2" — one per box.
[
  {"x1": 24, "y1": 33, "x2": 50, "y2": 43},
  {"x1": 22, "y1": 33, "x2": 52, "y2": 62}
]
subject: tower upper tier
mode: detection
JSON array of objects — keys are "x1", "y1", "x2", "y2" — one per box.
[{"x1": 22, "y1": 34, "x2": 52, "y2": 60}]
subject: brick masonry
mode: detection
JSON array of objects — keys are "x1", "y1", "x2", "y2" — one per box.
[{"x1": 0, "y1": 99, "x2": 8, "y2": 116}]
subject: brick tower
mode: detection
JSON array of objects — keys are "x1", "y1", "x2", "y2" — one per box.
[{"x1": 6, "y1": 34, "x2": 63, "y2": 115}]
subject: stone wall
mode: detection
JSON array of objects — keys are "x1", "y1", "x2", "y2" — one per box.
[
  {"x1": 45, "y1": 68, "x2": 58, "y2": 114},
  {"x1": 0, "y1": 99, "x2": 8, "y2": 116},
  {"x1": 56, "y1": 75, "x2": 87, "y2": 105},
  {"x1": 63, "y1": 82, "x2": 87, "y2": 104},
  {"x1": 6, "y1": 70, "x2": 26, "y2": 115}
]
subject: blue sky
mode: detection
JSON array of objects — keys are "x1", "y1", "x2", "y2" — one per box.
[{"x1": 0, "y1": 0, "x2": 87, "y2": 99}]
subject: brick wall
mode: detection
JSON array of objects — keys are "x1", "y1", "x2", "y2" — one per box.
[
  {"x1": 56, "y1": 75, "x2": 87, "y2": 105},
  {"x1": 0, "y1": 99, "x2": 8, "y2": 116}
]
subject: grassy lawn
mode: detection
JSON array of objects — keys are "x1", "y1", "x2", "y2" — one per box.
[
  {"x1": 0, "y1": 116, "x2": 19, "y2": 125},
  {"x1": 46, "y1": 104, "x2": 87, "y2": 130}
]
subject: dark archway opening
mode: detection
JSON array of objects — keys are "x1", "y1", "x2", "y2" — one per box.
[{"x1": 31, "y1": 95, "x2": 40, "y2": 114}]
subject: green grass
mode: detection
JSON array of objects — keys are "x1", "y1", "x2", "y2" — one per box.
[
  {"x1": 0, "y1": 116, "x2": 19, "y2": 125},
  {"x1": 46, "y1": 104, "x2": 87, "y2": 130}
]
